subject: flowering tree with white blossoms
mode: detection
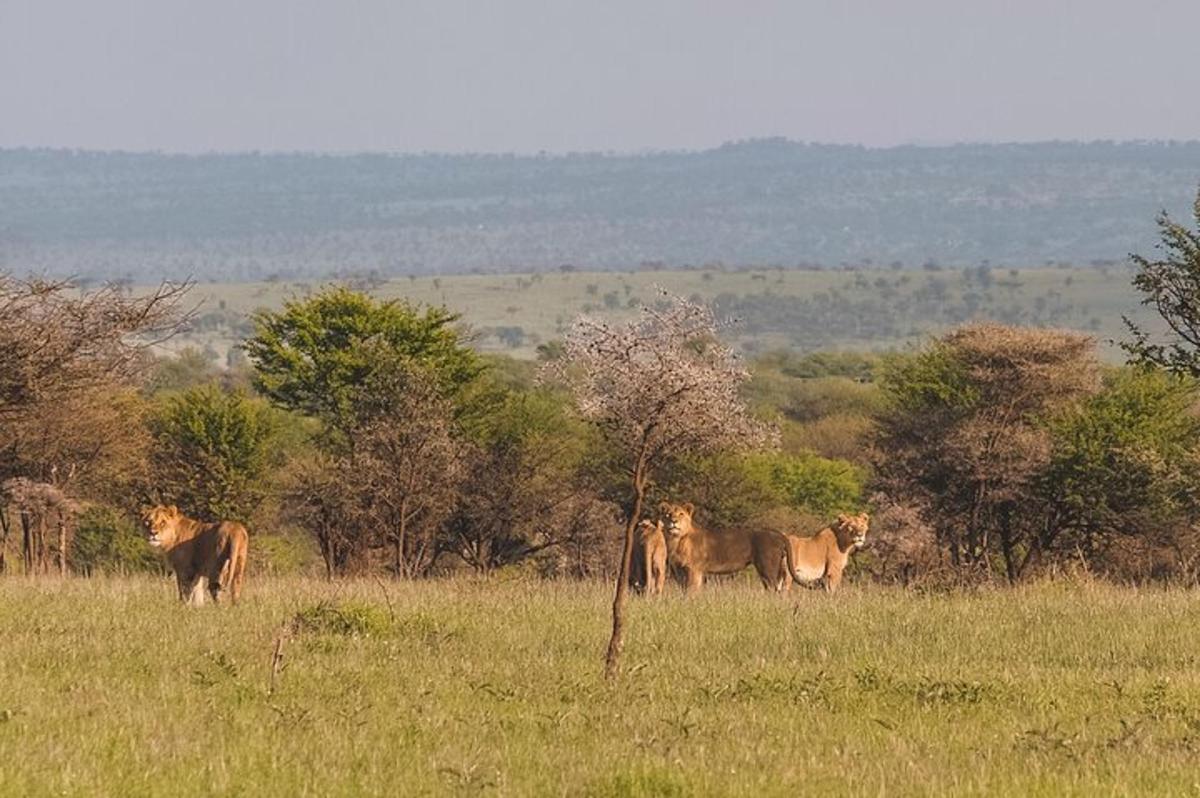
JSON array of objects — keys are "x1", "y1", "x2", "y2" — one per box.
[{"x1": 548, "y1": 292, "x2": 775, "y2": 678}]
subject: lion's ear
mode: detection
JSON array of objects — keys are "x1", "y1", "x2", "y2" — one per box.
[
  {"x1": 682, "y1": 502, "x2": 695, "y2": 516},
  {"x1": 658, "y1": 501, "x2": 671, "y2": 514},
  {"x1": 837, "y1": 513, "x2": 850, "y2": 524},
  {"x1": 168, "y1": 504, "x2": 179, "y2": 516}
]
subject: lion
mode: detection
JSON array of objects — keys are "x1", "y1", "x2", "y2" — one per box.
[
  {"x1": 142, "y1": 505, "x2": 248, "y2": 606},
  {"x1": 659, "y1": 502, "x2": 785, "y2": 594},
  {"x1": 773, "y1": 512, "x2": 870, "y2": 593},
  {"x1": 629, "y1": 519, "x2": 667, "y2": 596}
]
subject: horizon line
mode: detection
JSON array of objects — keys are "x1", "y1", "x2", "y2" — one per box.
[{"x1": 5, "y1": 137, "x2": 1200, "y2": 160}]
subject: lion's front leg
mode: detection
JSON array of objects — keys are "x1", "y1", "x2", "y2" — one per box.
[
  {"x1": 177, "y1": 571, "x2": 207, "y2": 606},
  {"x1": 823, "y1": 562, "x2": 844, "y2": 594}
]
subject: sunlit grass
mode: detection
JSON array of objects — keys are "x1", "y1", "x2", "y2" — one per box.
[{"x1": 2, "y1": 576, "x2": 1198, "y2": 795}]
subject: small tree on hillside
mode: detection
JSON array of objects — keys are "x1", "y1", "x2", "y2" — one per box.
[
  {"x1": 1123, "y1": 189, "x2": 1200, "y2": 375},
  {"x1": 548, "y1": 293, "x2": 774, "y2": 678}
]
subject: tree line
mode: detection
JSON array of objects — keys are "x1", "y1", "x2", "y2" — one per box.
[{"x1": 3, "y1": 192, "x2": 1200, "y2": 601}]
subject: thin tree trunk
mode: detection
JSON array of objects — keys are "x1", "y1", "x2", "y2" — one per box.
[
  {"x1": 0, "y1": 506, "x2": 8, "y2": 575},
  {"x1": 322, "y1": 534, "x2": 334, "y2": 581},
  {"x1": 999, "y1": 506, "x2": 1017, "y2": 584},
  {"x1": 604, "y1": 454, "x2": 647, "y2": 680},
  {"x1": 58, "y1": 517, "x2": 68, "y2": 577},
  {"x1": 396, "y1": 501, "x2": 408, "y2": 579},
  {"x1": 21, "y1": 510, "x2": 32, "y2": 575}
]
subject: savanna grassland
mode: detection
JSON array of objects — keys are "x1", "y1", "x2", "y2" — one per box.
[
  {"x1": 3, "y1": 576, "x2": 1200, "y2": 797},
  {"x1": 172, "y1": 265, "x2": 1150, "y2": 363}
]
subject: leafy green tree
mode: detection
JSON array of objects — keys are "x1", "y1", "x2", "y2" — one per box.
[
  {"x1": 447, "y1": 388, "x2": 599, "y2": 574},
  {"x1": 150, "y1": 385, "x2": 282, "y2": 521},
  {"x1": 754, "y1": 452, "x2": 864, "y2": 516},
  {"x1": 1123, "y1": 189, "x2": 1200, "y2": 375},
  {"x1": 72, "y1": 505, "x2": 161, "y2": 575},
  {"x1": 661, "y1": 451, "x2": 863, "y2": 526},
  {"x1": 1043, "y1": 367, "x2": 1200, "y2": 551},
  {"x1": 874, "y1": 324, "x2": 1099, "y2": 582},
  {"x1": 244, "y1": 287, "x2": 483, "y2": 433}
]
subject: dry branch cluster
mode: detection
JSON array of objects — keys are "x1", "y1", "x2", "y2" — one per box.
[{"x1": 0, "y1": 276, "x2": 187, "y2": 573}]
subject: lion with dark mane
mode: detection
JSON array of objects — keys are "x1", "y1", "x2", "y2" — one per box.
[{"x1": 142, "y1": 505, "x2": 248, "y2": 605}]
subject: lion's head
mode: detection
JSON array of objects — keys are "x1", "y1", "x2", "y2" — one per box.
[
  {"x1": 834, "y1": 512, "x2": 870, "y2": 549},
  {"x1": 142, "y1": 504, "x2": 183, "y2": 549},
  {"x1": 659, "y1": 502, "x2": 696, "y2": 539},
  {"x1": 636, "y1": 518, "x2": 662, "y2": 540}
]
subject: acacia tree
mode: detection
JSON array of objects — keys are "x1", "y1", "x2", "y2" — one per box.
[
  {"x1": 0, "y1": 277, "x2": 187, "y2": 424},
  {"x1": 875, "y1": 324, "x2": 1099, "y2": 581},
  {"x1": 0, "y1": 276, "x2": 186, "y2": 575},
  {"x1": 549, "y1": 293, "x2": 773, "y2": 678},
  {"x1": 244, "y1": 286, "x2": 482, "y2": 437},
  {"x1": 1123, "y1": 189, "x2": 1200, "y2": 375}
]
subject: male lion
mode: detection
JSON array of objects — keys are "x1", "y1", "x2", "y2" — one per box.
[
  {"x1": 773, "y1": 512, "x2": 870, "y2": 593},
  {"x1": 629, "y1": 519, "x2": 667, "y2": 596},
  {"x1": 142, "y1": 505, "x2": 248, "y2": 606},
  {"x1": 660, "y1": 502, "x2": 784, "y2": 594}
]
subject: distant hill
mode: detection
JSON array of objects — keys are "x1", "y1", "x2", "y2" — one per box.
[{"x1": 1, "y1": 141, "x2": 1197, "y2": 281}]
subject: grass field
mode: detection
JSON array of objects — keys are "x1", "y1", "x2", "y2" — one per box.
[
  {"x1": 168, "y1": 266, "x2": 1152, "y2": 363},
  {"x1": 3, "y1": 577, "x2": 1200, "y2": 796}
]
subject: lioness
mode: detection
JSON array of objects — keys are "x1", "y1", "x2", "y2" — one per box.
[
  {"x1": 774, "y1": 512, "x2": 870, "y2": 593},
  {"x1": 142, "y1": 505, "x2": 248, "y2": 606},
  {"x1": 629, "y1": 519, "x2": 667, "y2": 596},
  {"x1": 660, "y1": 502, "x2": 784, "y2": 594}
]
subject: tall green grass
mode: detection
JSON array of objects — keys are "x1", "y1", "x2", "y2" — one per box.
[{"x1": 1, "y1": 577, "x2": 1198, "y2": 796}]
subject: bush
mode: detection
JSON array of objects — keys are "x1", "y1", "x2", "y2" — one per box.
[
  {"x1": 292, "y1": 601, "x2": 391, "y2": 637},
  {"x1": 72, "y1": 506, "x2": 160, "y2": 575}
]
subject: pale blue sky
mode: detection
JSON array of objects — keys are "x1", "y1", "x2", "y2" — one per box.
[{"x1": 2, "y1": 0, "x2": 1197, "y2": 153}]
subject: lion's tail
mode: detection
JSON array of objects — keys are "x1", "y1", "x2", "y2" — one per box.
[
  {"x1": 782, "y1": 533, "x2": 801, "y2": 585},
  {"x1": 223, "y1": 526, "x2": 248, "y2": 604}
]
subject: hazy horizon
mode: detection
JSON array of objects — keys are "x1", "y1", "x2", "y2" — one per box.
[
  {"x1": 5, "y1": 136, "x2": 1200, "y2": 159},
  {"x1": 4, "y1": 0, "x2": 1199, "y2": 154}
]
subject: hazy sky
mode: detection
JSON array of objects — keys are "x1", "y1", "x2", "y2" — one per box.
[{"x1": 3, "y1": 0, "x2": 1198, "y2": 154}]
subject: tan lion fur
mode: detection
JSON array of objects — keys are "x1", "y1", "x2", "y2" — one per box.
[
  {"x1": 629, "y1": 519, "x2": 668, "y2": 596},
  {"x1": 659, "y1": 502, "x2": 786, "y2": 594},
  {"x1": 770, "y1": 512, "x2": 870, "y2": 593},
  {"x1": 142, "y1": 505, "x2": 248, "y2": 606}
]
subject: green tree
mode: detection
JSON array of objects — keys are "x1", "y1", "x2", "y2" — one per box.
[
  {"x1": 661, "y1": 451, "x2": 862, "y2": 526},
  {"x1": 1123, "y1": 189, "x2": 1200, "y2": 375},
  {"x1": 244, "y1": 287, "x2": 483, "y2": 433},
  {"x1": 874, "y1": 324, "x2": 1099, "y2": 582},
  {"x1": 1043, "y1": 367, "x2": 1200, "y2": 552},
  {"x1": 151, "y1": 385, "x2": 282, "y2": 521},
  {"x1": 72, "y1": 505, "x2": 160, "y2": 575}
]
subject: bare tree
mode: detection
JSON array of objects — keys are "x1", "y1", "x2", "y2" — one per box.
[
  {"x1": 282, "y1": 453, "x2": 370, "y2": 579},
  {"x1": 0, "y1": 276, "x2": 186, "y2": 575},
  {"x1": 547, "y1": 292, "x2": 774, "y2": 678},
  {"x1": 349, "y1": 361, "x2": 464, "y2": 578},
  {"x1": 0, "y1": 276, "x2": 189, "y2": 423}
]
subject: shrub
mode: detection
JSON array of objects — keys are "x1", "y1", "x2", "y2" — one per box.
[{"x1": 72, "y1": 506, "x2": 161, "y2": 575}]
